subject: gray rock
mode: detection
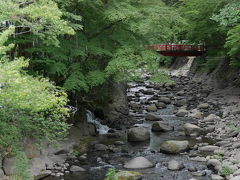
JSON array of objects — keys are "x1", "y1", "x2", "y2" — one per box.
[
  {"x1": 115, "y1": 171, "x2": 143, "y2": 180},
  {"x1": 199, "y1": 146, "x2": 219, "y2": 152},
  {"x1": 127, "y1": 127, "x2": 150, "y2": 142},
  {"x1": 192, "y1": 170, "x2": 206, "y2": 176},
  {"x1": 0, "y1": 169, "x2": 4, "y2": 179},
  {"x1": 190, "y1": 156, "x2": 207, "y2": 162},
  {"x1": 203, "y1": 114, "x2": 219, "y2": 122},
  {"x1": 94, "y1": 144, "x2": 108, "y2": 151},
  {"x1": 168, "y1": 160, "x2": 185, "y2": 171},
  {"x1": 230, "y1": 176, "x2": 240, "y2": 180},
  {"x1": 146, "y1": 105, "x2": 157, "y2": 112},
  {"x1": 207, "y1": 159, "x2": 221, "y2": 171},
  {"x1": 145, "y1": 113, "x2": 163, "y2": 121},
  {"x1": 29, "y1": 157, "x2": 48, "y2": 178},
  {"x1": 143, "y1": 90, "x2": 154, "y2": 95},
  {"x1": 70, "y1": 165, "x2": 86, "y2": 172},
  {"x1": 211, "y1": 174, "x2": 224, "y2": 180},
  {"x1": 152, "y1": 122, "x2": 173, "y2": 132},
  {"x1": 198, "y1": 103, "x2": 209, "y2": 109},
  {"x1": 175, "y1": 99, "x2": 187, "y2": 107},
  {"x1": 160, "y1": 140, "x2": 189, "y2": 154},
  {"x1": 183, "y1": 123, "x2": 202, "y2": 136},
  {"x1": 158, "y1": 97, "x2": 171, "y2": 104},
  {"x1": 189, "y1": 109, "x2": 203, "y2": 119},
  {"x1": 188, "y1": 167, "x2": 197, "y2": 172},
  {"x1": 124, "y1": 157, "x2": 154, "y2": 169},
  {"x1": 114, "y1": 141, "x2": 125, "y2": 145},
  {"x1": 155, "y1": 102, "x2": 166, "y2": 109},
  {"x1": 23, "y1": 137, "x2": 41, "y2": 159},
  {"x1": 3, "y1": 157, "x2": 16, "y2": 175},
  {"x1": 233, "y1": 169, "x2": 240, "y2": 176},
  {"x1": 176, "y1": 109, "x2": 188, "y2": 117}
]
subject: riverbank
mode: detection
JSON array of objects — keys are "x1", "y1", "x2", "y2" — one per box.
[{"x1": 41, "y1": 71, "x2": 240, "y2": 180}]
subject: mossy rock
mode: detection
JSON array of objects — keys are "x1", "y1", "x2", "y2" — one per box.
[
  {"x1": 74, "y1": 136, "x2": 94, "y2": 155},
  {"x1": 116, "y1": 171, "x2": 143, "y2": 180},
  {"x1": 160, "y1": 140, "x2": 189, "y2": 154},
  {"x1": 105, "y1": 171, "x2": 143, "y2": 180}
]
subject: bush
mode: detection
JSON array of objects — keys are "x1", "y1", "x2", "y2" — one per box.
[
  {"x1": 0, "y1": 27, "x2": 70, "y2": 179},
  {"x1": 220, "y1": 165, "x2": 234, "y2": 176}
]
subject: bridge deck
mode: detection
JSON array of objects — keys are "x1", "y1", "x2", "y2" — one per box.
[{"x1": 148, "y1": 44, "x2": 206, "y2": 56}]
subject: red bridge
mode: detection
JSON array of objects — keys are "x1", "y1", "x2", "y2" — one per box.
[{"x1": 148, "y1": 44, "x2": 206, "y2": 56}]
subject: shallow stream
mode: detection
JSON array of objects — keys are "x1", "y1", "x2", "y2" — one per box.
[{"x1": 44, "y1": 80, "x2": 214, "y2": 180}]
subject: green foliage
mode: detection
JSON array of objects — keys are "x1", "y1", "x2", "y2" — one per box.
[
  {"x1": 13, "y1": 0, "x2": 185, "y2": 96},
  {"x1": 0, "y1": 0, "x2": 75, "y2": 46},
  {"x1": 179, "y1": 0, "x2": 227, "y2": 53},
  {"x1": 149, "y1": 71, "x2": 175, "y2": 84},
  {"x1": 159, "y1": 56, "x2": 174, "y2": 67},
  {"x1": 225, "y1": 24, "x2": 240, "y2": 58},
  {"x1": 0, "y1": 28, "x2": 70, "y2": 155},
  {"x1": 201, "y1": 57, "x2": 221, "y2": 73},
  {"x1": 13, "y1": 152, "x2": 30, "y2": 180},
  {"x1": 0, "y1": 26, "x2": 15, "y2": 54},
  {"x1": 210, "y1": 2, "x2": 240, "y2": 60},
  {"x1": 220, "y1": 165, "x2": 234, "y2": 176},
  {"x1": 212, "y1": 2, "x2": 240, "y2": 27},
  {"x1": 105, "y1": 168, "x2": 118, "y2": 180}
]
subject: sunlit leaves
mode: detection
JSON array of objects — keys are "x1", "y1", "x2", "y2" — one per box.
[
  {"x1": 0, "y1": 28, "x2": 70, "y2": 155},
  {"x1": 0, "y1": 0, "x2": 75, "y2": 46}
]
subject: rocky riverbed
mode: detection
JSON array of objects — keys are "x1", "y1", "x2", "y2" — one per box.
[{"x1": 40, "y1": 74, "x2": 240, "y2": 180}]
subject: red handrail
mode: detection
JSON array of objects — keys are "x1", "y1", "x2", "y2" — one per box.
[{"x1": 148, "y1": 44, "x2": 205, "y2": 52}]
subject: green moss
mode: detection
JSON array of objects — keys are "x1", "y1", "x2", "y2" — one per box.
[
  {"x1": 220, "y1": 165, "x2": 234, "y2": 176},
  {"x1": 74, "y1": 136, "x2": 94, "y2": 155}
]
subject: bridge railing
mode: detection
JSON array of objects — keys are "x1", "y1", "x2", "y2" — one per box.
[{"x1": 149, "y1": 44, "x2": 205, "y2": 52}]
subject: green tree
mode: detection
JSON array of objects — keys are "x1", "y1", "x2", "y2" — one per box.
[
  {"x1": 212, "y1": 1, "x2": 240, "y2": 65},
  {"x1": 179, "y1": 0, "x2": 227, "y2": 55},
  {"x1": 16, "y1": 0, "x2": 185, "y2": 100},
  {"x1": 0, "y1": 27, "x2": 69, "y2": 160}
]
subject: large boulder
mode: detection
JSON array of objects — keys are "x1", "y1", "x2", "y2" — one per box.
[
  {"x1": 0, "y1": 169, "x2": 4, "y2": 179},
  {"x1": 189, "y1": 109, "x2": 203, "y2": 119},
  {"x1": 207, "y1": 159, "x2": 221, "y2": 172},
  {"x1": 168, "y1": 160, "x2": 185, "y2": 171},
  {"x1": 175, "y1": 99, "x2": 187, "y2": 107},
  {"x1": 94, "y1": 144, "x2": 108, "y2": 151},
  {"x1": 23, "y1": 138, "x2": 40, "y2": 159},
  {"x1": 176, "y1": 109, "x2": 189, "y2": 117},
  {"x1": 145, "y1": 113, "x2": 163, "y2": 121},
  {"x1": 3, "y1": 157, "x2": 16, "y2": 175},
  {"x1": 203, "y1": 114, "x2": 219, "y2": 122},
  {"x1": 70, "y1": 165, "x2": 86, "y2": 172},
  {"x1": 124, "y1": 157, "x2": 154, "y2": 169},
  {"x1": 160, "y1": 140, "x2": 189, "y2": 154},
  {"x1": 114, "y1": 171, "x2": 143, "y2": 180},
  {"x1": 143, "y1": 90, "x2": 154, "y2": 95},
  {"x1": 146, "y1": 105, "x2": 157, "y2": 112},
  {"x1": 127, "y1": 127, "x2": 150, "y2": 142},
  {"x1": 151, "y1": 122, "x2": 173, "y2": 132},
  {"x1": 183, "y1": 123, "x2": 202, "y2": 136},
  {"x1": 29, "y1": 157, "x2": 49, "y2": 178},
  {"x1": 155, "y1": 102, "x2": 166, "y2": 109},
  {"x1": 158, "y1": 97, "x2": 171, "y2": 104}
]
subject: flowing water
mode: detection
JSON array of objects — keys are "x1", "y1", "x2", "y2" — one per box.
[
  {"x1": 44, "y1": 78, "x2": 214, "y2": 180},
  {"x1": 86, "y1": 110, "x2": 110, "y2": 134}
]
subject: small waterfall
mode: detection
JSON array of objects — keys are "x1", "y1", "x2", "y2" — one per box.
[
  {"x1": 86, "y1": 110, "x2": 109, "y2": 134},
  {"x1": 170, "y1": 56, "x2": 195, "y2": 76}
]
